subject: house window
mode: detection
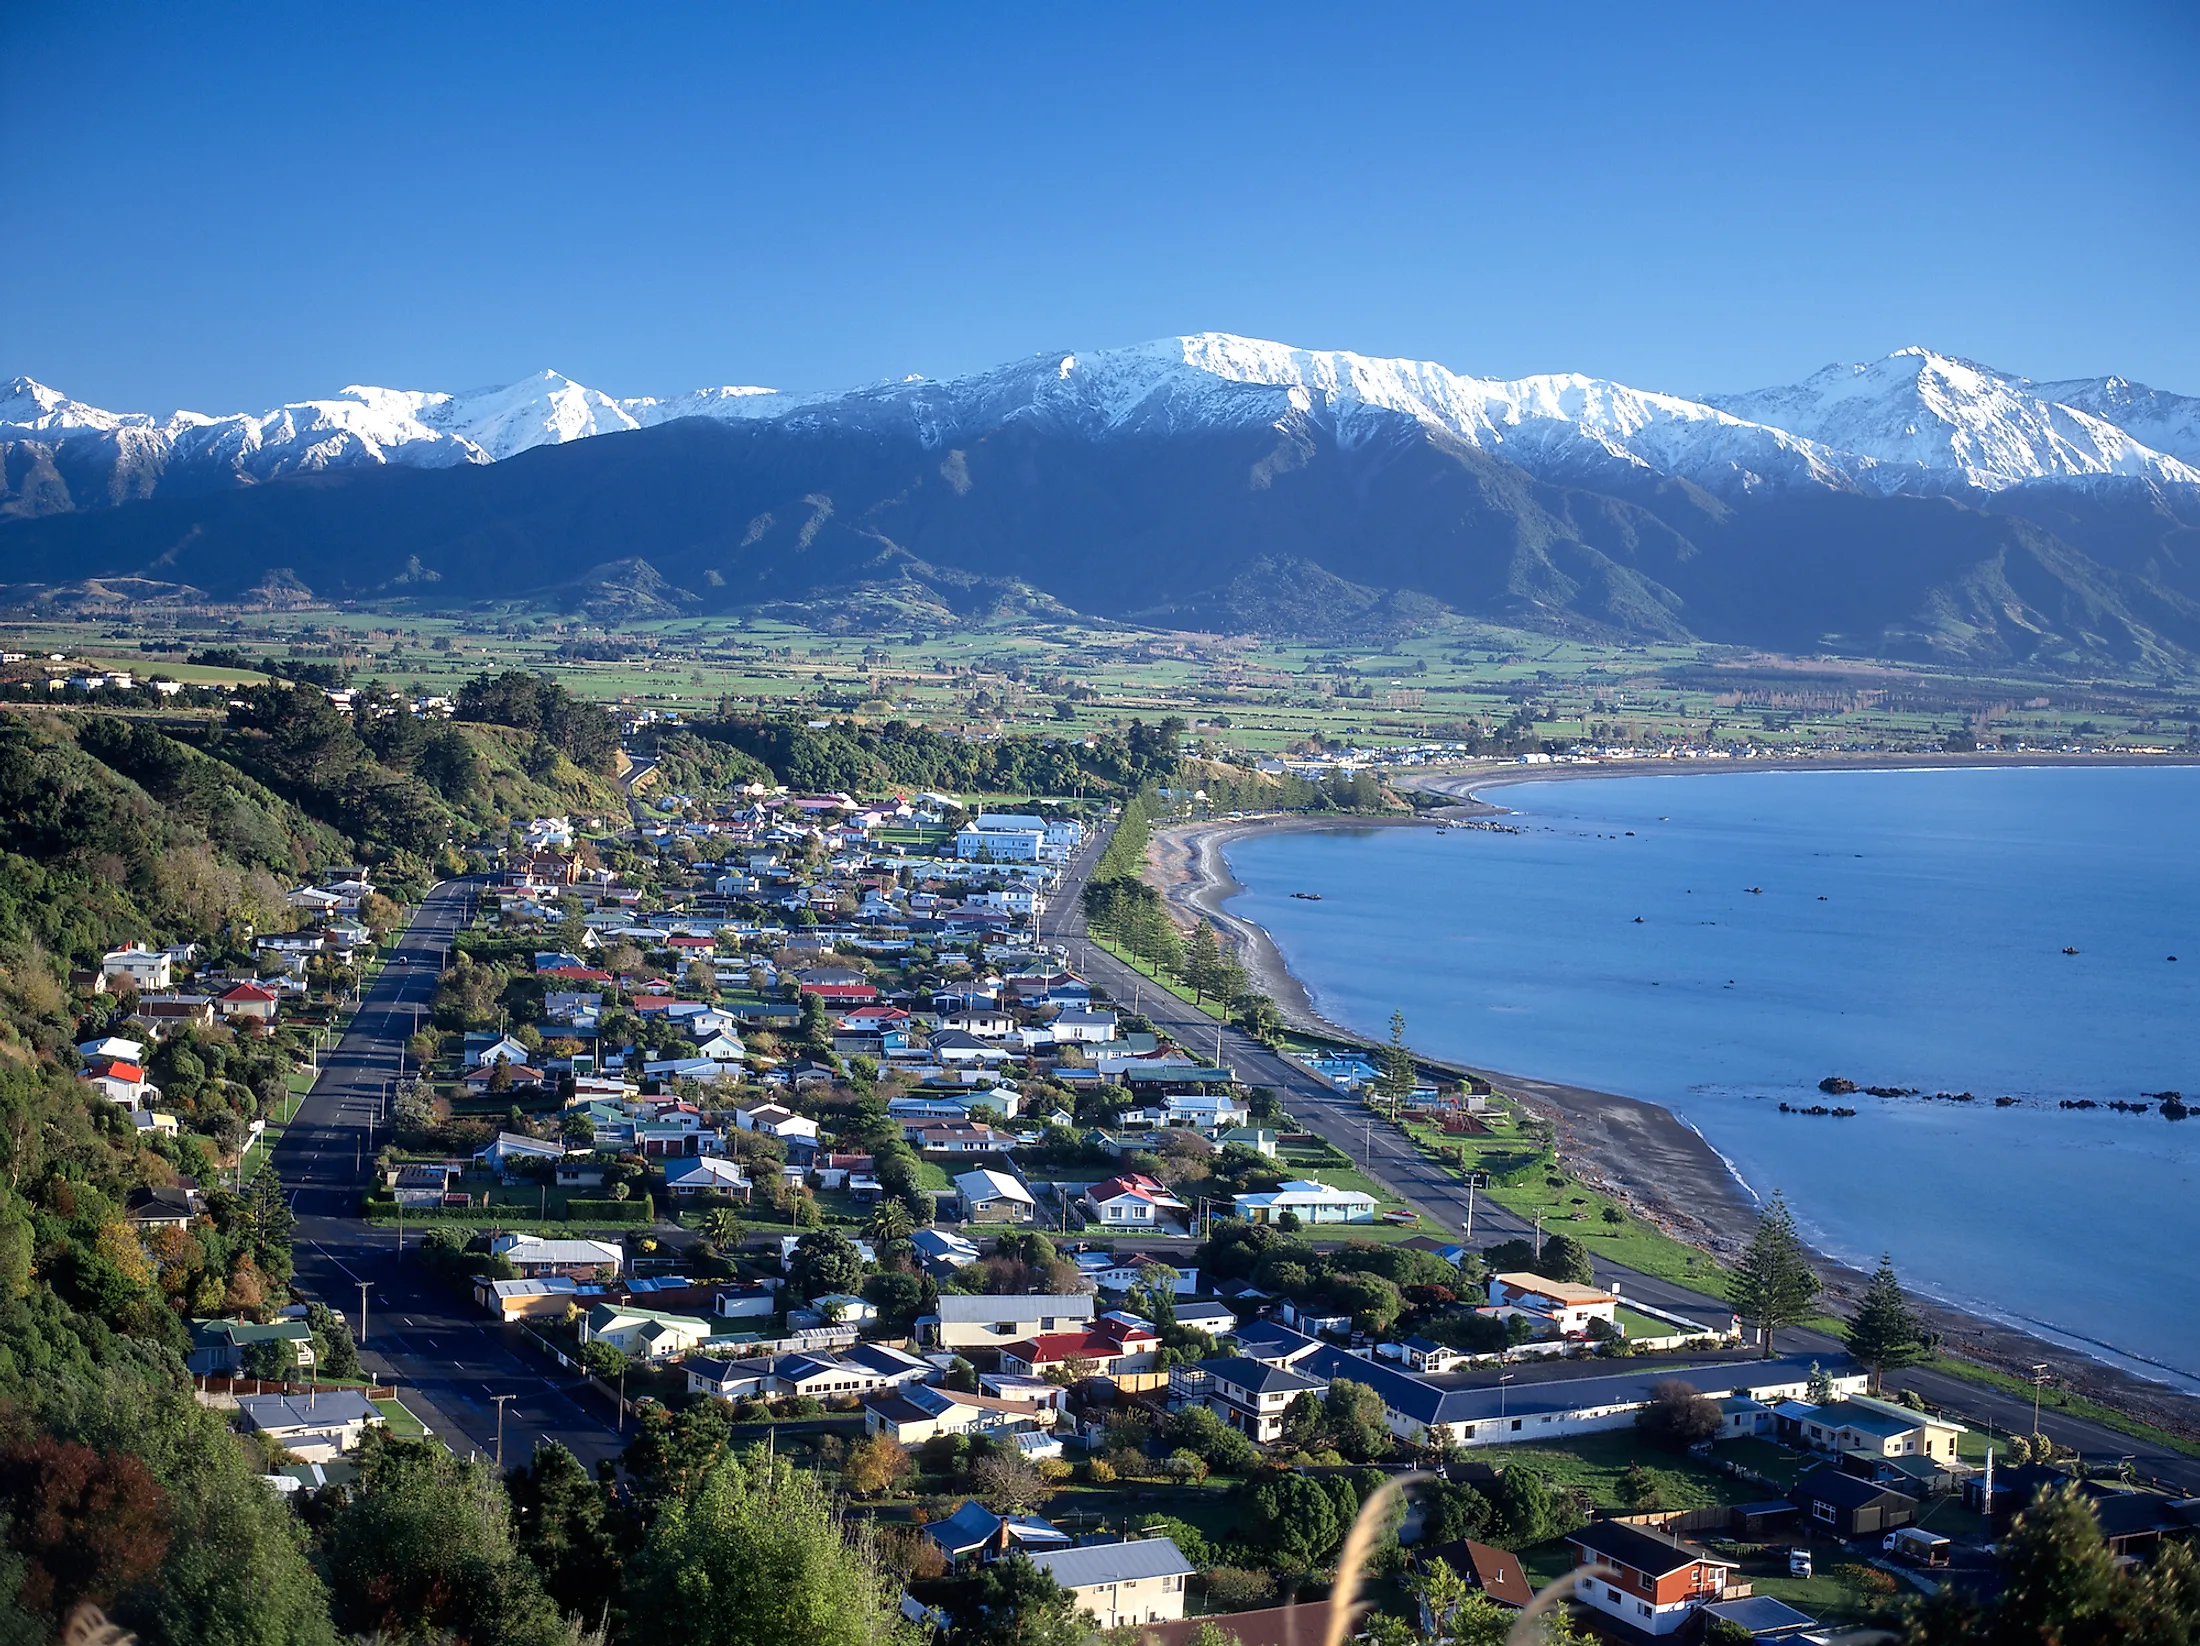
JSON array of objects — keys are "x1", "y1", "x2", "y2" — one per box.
[
  {"x1": 1638, "y1": 1603, "x2": 1652, "y2": 1618},
  {"x1": 1607, "y1": 1588, "x2": 1622, "y2": 1604},
  {"x1": 1511, "y1": 1420, "x2": 1522, "y2": 1432},
  {"x1": 1812, "y1": 1501, "x2": 1837, "y2": 1523}
]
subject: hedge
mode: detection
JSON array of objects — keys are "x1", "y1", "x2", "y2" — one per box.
[{"x1": 566, "y1": 1198, "x2": 654, "y2": 1224}]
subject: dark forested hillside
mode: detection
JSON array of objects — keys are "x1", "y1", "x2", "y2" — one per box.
[{"x1": 5, "y1": 413, "x2": 2200, "y2": 669}]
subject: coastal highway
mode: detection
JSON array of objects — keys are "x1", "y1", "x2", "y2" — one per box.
[
  {"x1": 273, "y1": 879, "x2": 629, "y2": 1470},
  {"x1": 1046, "y1": 819, "x2": 2200, "y2": 1494}
]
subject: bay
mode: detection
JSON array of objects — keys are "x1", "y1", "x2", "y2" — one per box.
[{"x1": 1221, "y1": 765, "x2": 2200, "y2": 1387}]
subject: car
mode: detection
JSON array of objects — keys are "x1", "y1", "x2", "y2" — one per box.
[{"x1": 1787, "y1": 1548, "x2": 1813, "y2": 1578}]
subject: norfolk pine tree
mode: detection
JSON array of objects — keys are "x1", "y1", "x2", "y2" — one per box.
[
  {"x1": 1846, "y1": 1253, "x2": 1927, "y2": 1391},
  {"x1": 1732, "y1": 1191, "x2": 1820, "y2": 1357}
]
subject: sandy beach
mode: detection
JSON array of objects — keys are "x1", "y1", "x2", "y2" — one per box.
[{"x1": 1146, "y1": 753, "x2": 2200, "y2": 1435}]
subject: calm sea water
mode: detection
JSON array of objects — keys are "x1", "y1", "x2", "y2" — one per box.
[{"x1": 1223, "y1": 766, "x2": 2200, "y2": 1387}]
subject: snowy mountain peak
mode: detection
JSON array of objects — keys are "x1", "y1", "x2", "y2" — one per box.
[
  {"x1": 1707, "y1": 347, "x2": 2200, "y2": 492},
  {"x1": 5, "y1": 343, "x2": 2195, "y2": 512}
]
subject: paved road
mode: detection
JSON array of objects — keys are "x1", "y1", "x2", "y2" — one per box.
[
  {"x1": 1045, "y1": 820, "x2": 2200, "y2": 1495},
  {"x1": 273, "y1": 878, "x2": 629, "y2": 1471}
]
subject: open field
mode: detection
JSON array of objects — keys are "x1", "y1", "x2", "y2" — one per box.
[{"x1": 8, "y1": 608, "x2": 2195, "y2": 760}]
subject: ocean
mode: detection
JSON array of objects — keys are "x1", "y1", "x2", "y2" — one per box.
[{"x1": 1220, "y1": 765, "x2": 2200, "y2": 1388}]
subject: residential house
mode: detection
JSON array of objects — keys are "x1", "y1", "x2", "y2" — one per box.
[
  {"x1": 1174, "y1": 1300, "x2": 1238, "y2": 1336},
  {"x1": 1170, "y1": 1356, "x2": 1327, "y2": 1443},
  {"x1": 1082, "y1": 1173, "x2": 1187, "y2": 1230},
  {"x1": 1564, "y1": 1521, "x2": 1737, "y2": 1637},
  {"x1": 131, "y1": 994, "x2": 217, "y2": 1032},
  {"x1": 234, "y1": 1391, "x2": 382, "y2": 1464},
  {"x1": 998, "y1": 1313, "x2": 1161, "y2": 1379},
  {"x1": 1417, "y1": 1540, "x2": 1533, "y2": 1613},
  {"x1": 1163, "y1": 1092, "x2": 1249, "y2": 1131},
  {"x1": 923, "y1": 1501, "x2": 1073, "y2": 1564},
  {"x1": 913, "y1": 1121, "x2": 1016, "y2": 1156},
  {"x1": 123, "y1": 1185, "x2": 197, "y2": 1230},
  {"x1": 463, "y1": 1063, "x2": 546, "y2": 1095},
  {"x1": 1048, "y1": 1008, "x2": 1117, "y2": 1044},
  {"x1": 476, "y1": 1132, "x2": 564, "y2": 1174},
  {"x1": 580, "y1": 1303, "x2": 715, "y2": 1361},
  {"x1": 955, "y1": 1168, "x2": 1036, "y2": 1223},
  {"x1": 1025, "y1": 1538, "x2": 1195, "y2": 1630},
  {"x1": 100, "y1": 945, "x2": 174, "y2": 991},
  {"x1": 471, "y1": 1034, "x2": 532, "y2": 1069},
  {"x1": 215, "y1": 981, "x2": 281, "y2": 1024},
  {"x1": 1789, "y1": 1466, "x2": 1918, "y2": 1537},
  {"x1": 1232, "y1": 1178, "x2": 1376, "y2": 1225},
  {"x1": 492, "y1": 1235, "x2": 624, "y2": 1278},
  {"x1": 187, "y1": 1317, "x2": 318, "y2": 1376},
  {"x1": 1482, "y1": 1273, "x2": 1620, "y2": 1336},
  {"x1": 736, "y1": 1104, "x2": 821, "y2": 1153},
  {"x1": 663, "y1": 1156, "x2": 753, "y2": 1200},
  {"x1": 1774, "y1": 1395, "x2": 1966, "y2": 1461},
  {"x1": 863, "y1": 1383, "x2": 1055, "y2": 1446},
  {"x1": 909, "y1": 1228, "x2": 981, "y2": 1278},
  {"x1": 932, "y1": 1293, "x2": 1095, "y2": 1352}
]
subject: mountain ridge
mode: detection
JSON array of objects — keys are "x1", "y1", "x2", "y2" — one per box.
[{"x1": 7, "y1": 336, "x2": 2199, "y2": 523}]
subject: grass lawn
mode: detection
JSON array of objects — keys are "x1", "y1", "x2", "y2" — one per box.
[
  {"x1": 1709, "y1": 1435, "x2": 1812, "y2": 1487},
  {"x1": 1091, "y1": 936, "x2": 1229, "y2": 1022},
  {"x1": 1488, "y1": 1430, "x2": 1765, "y2": 1515},
  {"x1": 374, "y1": 1397, "x2": 431, "y2": 1441},
  {"x1": 1616, "y1": 1304, "x2": 1685, "y2": 1338},
  {"x1": 913, "y1": 1159, "x2": 953, "y2": 1192}
]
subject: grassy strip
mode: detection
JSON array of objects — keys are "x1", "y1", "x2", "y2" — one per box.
[
  {"x1": 1090, "y1": 935, "x2": 1229, "y2": 1023},
  {"x1": 1921, "y1": 1355, "x2": 2200, "y2": 1459},
  {"x1": 372, "y1": 1397, "x2": 431, "y2": 1441}
]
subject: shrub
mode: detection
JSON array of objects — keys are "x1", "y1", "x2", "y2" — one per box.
[{"x1": 1636, "y1": 1378, "x2": 1722, "y2": 1448}]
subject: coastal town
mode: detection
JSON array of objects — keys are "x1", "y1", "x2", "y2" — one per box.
[{"x1": 62, "y1": 719, "x2": 2192, "y2": 1646}]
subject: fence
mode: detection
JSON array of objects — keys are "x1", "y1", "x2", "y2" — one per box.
[{"x1": 194, "y1": 1375, "x2": 396, "y2": 1401}]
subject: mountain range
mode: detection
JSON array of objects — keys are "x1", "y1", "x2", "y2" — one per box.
[{"x1": 4, "y1": 336, "x2": 2198, "y2": 666}]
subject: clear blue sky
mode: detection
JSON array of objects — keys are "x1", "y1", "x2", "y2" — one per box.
[{"x1": 7, "y1": 1, "x2": 2196, "y2": 413}]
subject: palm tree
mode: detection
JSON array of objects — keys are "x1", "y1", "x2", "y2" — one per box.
[
  {"x1": 866, "y1": 1200, "x2": 915, "y2": 1244},
  {"x1": 699, "y1": 1205, "x2": 743, "y2": 1251}
]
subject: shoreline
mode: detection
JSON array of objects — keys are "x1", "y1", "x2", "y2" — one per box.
[{"x1": 1146, "y1": 752, "x2": 2200, "y2": 1433}]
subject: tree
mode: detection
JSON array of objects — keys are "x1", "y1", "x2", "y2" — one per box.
[
  {"x1": 1426, "y1": 1480, "x2": 1495, "y2": 1545},
  {"x1": 324, "y1": 1437, "x2": 564, "y2": 1646},
  {"x1": 1635, "y1": 1379, "x2": 1723, "y2": 1449},
  {"x1": 1379, "y1": 1010, "x2": 1416, "y2": 1110},
  {"x1": 1249, "y1": 1472, "x2": 1343, "y2": 1568},
  {"x1": 1182, "y1": 922, "x2": 1225, "y2": 1003},
  {"x1": 0, "y1": 1435, "x2": 170, "y2": 1628},
  {"x1": 1617, "y1": 1462, "x2": 1665, "y2": 1511},
  {"x1": 1323, "y1": 1378, "x2": 1393, "y2": 1462},
  {"x1": 1486, "y1": 1466, "x2": 1578, "y2": 1549},
  {"x1": 700, "y1": 1206, "x2": 745, "y2": 1251},
  {"x1": 952, "y1": 1553, "x2": 1083, "y2": 1646},
  {"x1": 240, "y1": 1334, "x2": 299, "y2": 1380},
  {"x1": 624, "y1": 1448, "x2": 909, "y2": 1646},
  {"x1": 1531, "y1": 1233, "x2": 1596, "y2": 1288},
  {"x1": 306, "y1": 1299, "x2": 361, "y2": 1379},
  {"x1": 971, "y1": 1450, "x2": 1048, "y2": 1513},
  {"x1": 579, "y1": 1341, "x2": 627, "y2": 1380},
  {"x1": 1846, "y1": 1254, "x2": 1927, "y2": 1391},
  {"x1": 506, "y1": 1440, "x2": 619, "y2": 1622},
  {"x1": 841, "y1": 1432, "x2": 912, "y2": 1498},
  {"x1": 1730, "y1": 1191, "x2": 1820, "y2": 1357},
  {"x1": 865, "y1": 1199, "x2": 914, "y2": 1244},
  {"x1": 788, "y1": 1229, "x2": 864, "y2": 1299}
]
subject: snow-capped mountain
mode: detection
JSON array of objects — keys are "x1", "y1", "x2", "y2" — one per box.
[
  {"x1": 1705, "y1": 347, "x2": 2200, "y2": 493},
  {"x1": 5, "y1": 338, "x2": 2196, "y2": 521}
]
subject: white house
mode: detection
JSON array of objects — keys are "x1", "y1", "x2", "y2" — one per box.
[
  {"x1": 1049, "y1": 1009, "x2": 1117, "y2": 1044},
  {"x1": 1163, "y1": 1092, "x2": 1249, "y2": 1131},
  {"x1": 956, "y1": 1168, "x2": 1036, "y2": 1223},
  {"x1": 580, "y1": 1303, "x2": 714, "y2": 1360},
  {"x1": 955, "y1": 825, "x2": 1043, "y2": 862},
  {"x1": 1025, "y1": 1539, "x2": 1195, "y2": 1630},
  {"x1": 492, "y1": 1234, "x2": 624, "y2": 1277},
  {"x1": 1483, "y1": 1273, "x2": 1620, "y2": 1336},
  {"x1": 472, "y1": 1034, "x2": 532, "y2": 1069},
  {"x1": 234, "y1": 1391, "x2": 382, "y2": 1463},
  {"x1": 663, "y1": 1156, "x2": 753, "y2": 1199},
  {"x1": 99, "y1": 945, "x2": 172, "y2": 991},
  {"x1": 1232, "y1": 1178, "x2": 1376, "y2": 1225},
  {"x1": 736, "y1": 1104, "x2": 821, "y2": 1148}
]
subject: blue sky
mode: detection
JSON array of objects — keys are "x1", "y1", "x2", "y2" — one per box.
[{"x1": 7, "y1": 2, "x2": 2196, "y2": 413}]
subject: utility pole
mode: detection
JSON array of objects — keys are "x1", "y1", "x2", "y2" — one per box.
[
  {"x1": 1498, "y1": 1371, "x2": 1514, "y2": 1425},
  {"x1": 1533, "y1": 1215, "x2": 1545, "y2": 1259},
  {"x1": 1363, "y1": 1122, "x2": 1372, "y2": 1171},
  {"x1": 493, "y1": 1393, "x2": 515, "y2": 1470},
  {"x1": 2030, "y1": 1363, "x2": 2050, "y2": 1434},
  {"x1": 357, "y1": 1280, "x2": 369, "y2": 1347}
]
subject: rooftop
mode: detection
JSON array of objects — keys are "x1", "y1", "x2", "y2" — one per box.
[{"x1": 1027, "y1": 1536, "x2": 1195, "y2": 1589}]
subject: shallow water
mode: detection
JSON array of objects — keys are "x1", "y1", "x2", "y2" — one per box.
[{"x1": 1222, "y1": 765, "x2": 2200, "y2": 1387}]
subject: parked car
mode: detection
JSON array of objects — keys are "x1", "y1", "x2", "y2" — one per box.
[
  {"x1": 1884, "y1": 1527, "x2": 1951, "y2": 1567},
  {"x1": 1788, "y1": 1548, "x2": 1814, "y2": 1578}
]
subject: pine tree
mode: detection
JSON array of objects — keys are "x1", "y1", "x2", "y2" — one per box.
[
  {"x1": 1182, "y1": 922, "x2": 1223, "y2": 1002},
  {"x1": 1730, "y1": 1191, "x2": 1820, "y2": 1358},
  {"x1": 1379, "y1": 1010, "x2": 1416, "y2": 1112},
  {"x1": 1845, "y1": 1253, "x2": 1926, "y2": 1391}
]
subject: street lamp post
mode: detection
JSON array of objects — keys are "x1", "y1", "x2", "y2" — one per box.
[{"x1": 493, "y1": 1393, "x2": 515, "y2": 1471}]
